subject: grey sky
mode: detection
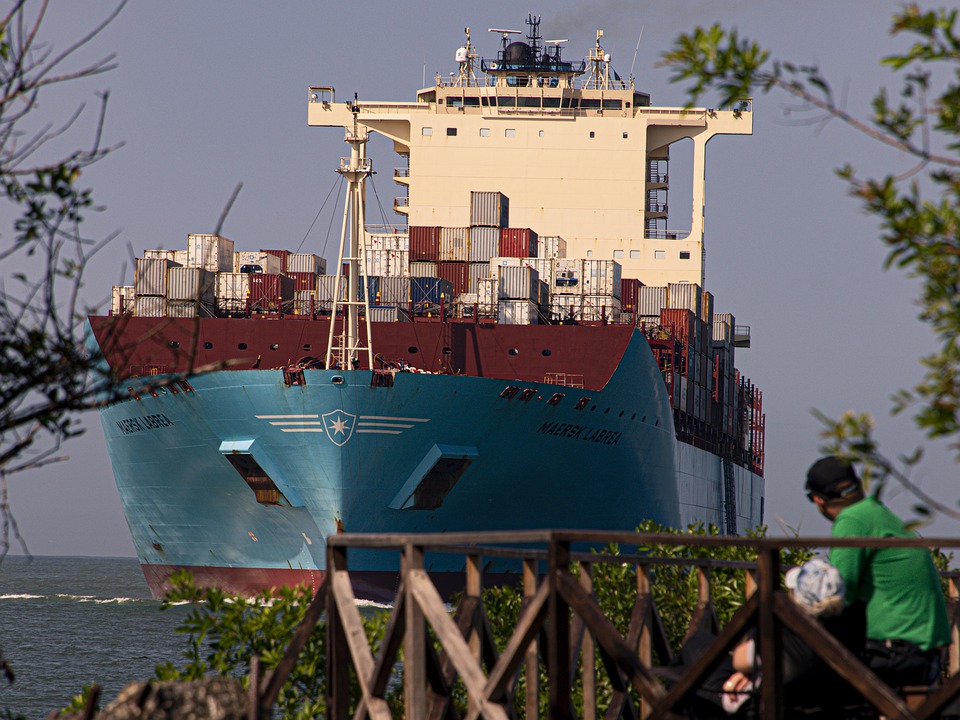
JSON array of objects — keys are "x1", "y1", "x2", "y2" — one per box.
[{"x1": 7, "y1": 0, "x2": 956, "y2": 559}]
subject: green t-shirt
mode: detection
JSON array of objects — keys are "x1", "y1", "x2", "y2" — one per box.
[{"x1": 829, "y1": 497, "x2": 949, "y2": 651}]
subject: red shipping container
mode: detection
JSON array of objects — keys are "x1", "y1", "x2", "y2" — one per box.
[
  {"x1": 287, "y1": 271, "x2": 318, "y2": 292},
  {"x1": 660, "y1": 308, "x2": 695, "y2": 345},
  {"x1": 261, "y1": 249, "x2": 290, "y2": 272},
  {"x1": 249, "y1": 273, "x2": 295, "y2": 312},
  {"x1": 409, "y1": 226, "x2": 441, "y2": 261},
  {"x1": 437, "y1": 261, "x2": 469, "y2": 295},
  {"x1": 499, "y1": 227, "x2": 538, "y2": 258},
  {"x1": 620, "y1": 278, "x2": 640, "y2": 312}
]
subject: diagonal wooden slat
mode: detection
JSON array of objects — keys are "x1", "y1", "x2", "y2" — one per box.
[
  {"x1": 554, "y1": 570, "x2": 666, "y2": 705},
  {"x1": 646, "y1": 593, "x2": 759, "y2": 720},
  {"x1": 408, "y1": 569, "x2": 510, "y2": 720},
  {"x1": 913, "y1": 669, "x2": 960, "y2": 720},
  {"x1": 774, "y1": 594, "x2": 911, "y2": 719},
  {"x1": 368, "y1": 584, "x2": 406, "y2": 698},
  {"x1": 331, "y1": 570, "x2": 393, "y2": 720}
]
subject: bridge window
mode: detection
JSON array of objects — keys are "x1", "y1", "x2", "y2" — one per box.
[
  {"x1": 602, "y1": 99, "x2": 623, "y2": 110},
  {"x1": 680, "y1": 251, "x2": 691, "y2": 259},
  {"x1": 422, "y1": 127, "x2": 433, "y2": 136}
]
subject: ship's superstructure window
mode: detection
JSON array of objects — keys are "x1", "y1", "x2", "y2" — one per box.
[
  {"x1": 446, "y1": 127, "x2": 457, "y2": 136},
  {"x1": 655, "y1": 250, "x2": 665, "y2": 259},
  {"x1": 613, "y1": 250, "x2": 624, "y2": 259},
  {"x1": 586, "y1": 250, "x2": 593, "y2": 257},
  {"x1": 623, "y1": 132, "x2": 629, "y2": 139},
  {"x1": 538, "y1": 130, "x2": 545, "y2": 137},
  {"x1": 603, "y1": 99, "x2": 623, "y2": 110},
  {"x1": 422, "y1": 127, "x2": 433, "y2": 136},
  {"x1": 505, "y1": 128, "x2": 516, "y2": 137},
  {"x1": 589, "y1": 131, "x2": 595, "y2": 138},
  {"x1": 680, "y1": 251, "x2": 691, "y2": 259},
  {"x1": 479, "y1": 128, "x2": 490, "y2": 137},
  {"x1": 630, "y1": 250, "x2": 641, "y2": 259}
]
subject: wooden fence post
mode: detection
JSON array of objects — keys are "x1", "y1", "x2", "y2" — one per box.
[
  {"x1": 524, "y1": 557, "x2": 540, "y2": 720},
  {"x1": 404, "y1": 541, "x2": 427, "y2": 720},
  {"x1": 547, "y1": 536, "x2": 573, "y2": 720}
]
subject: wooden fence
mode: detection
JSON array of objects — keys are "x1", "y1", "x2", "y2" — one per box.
[{"x1": 251, "y1": 531, "x2": 960, "y2": 720}]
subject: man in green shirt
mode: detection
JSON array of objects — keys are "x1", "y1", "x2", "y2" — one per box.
[{"x1": 805, "y1": 456, "x2": 949, "y2": 688}]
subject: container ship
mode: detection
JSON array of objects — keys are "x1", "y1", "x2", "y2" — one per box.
[{"x1": 87, "y1": 17, "x2": 765, "y2": 601}]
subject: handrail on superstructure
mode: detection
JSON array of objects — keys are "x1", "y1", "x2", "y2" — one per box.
[{"x1": 248, "y1": 531, "x2": 960, "y2": 720}]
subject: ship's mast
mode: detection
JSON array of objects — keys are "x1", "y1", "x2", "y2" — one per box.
[
  {"x1": 326, "y1": 97, "x2": 374, "y2": 371},
  {"x1": 453, "y1": 27, "x2": 478, "y2": 87}
]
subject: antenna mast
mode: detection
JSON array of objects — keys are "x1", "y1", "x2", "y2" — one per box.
[{"x1": 326, "y1": 96, "x2": 374, "y2": 372}]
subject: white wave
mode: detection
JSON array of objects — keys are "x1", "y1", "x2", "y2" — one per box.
[
  {"x1": 355, "y1": 599, "x2": 393, "y2": 610},
  {"x1": 0, "y1": 593, "x2": 44, "y2": 600}
]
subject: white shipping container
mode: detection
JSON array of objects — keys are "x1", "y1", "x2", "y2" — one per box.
[
  {"x1": 582, "y1": 259, "x2": 622, "y2": 298},
  {"x1": 470, "y1": 191, "x2": 509, "y2": 228},
  {"x1": 367, "y1": 234, "x2": 409, "y2": 251},
  {"x1": 439, "y1": 226, "x2": 470, "y2": 262},
  {"x1": 537, "y1": 235, "x2": 567, "y2": 259},
  {"x1": 187, "y1": 233, "x2": 234, "y2": 272},
  {"x1": 135, "y1": 295, "x2": 167, "y2": 317},
  {"x1": 368, "y1": 306, "x2": 411, "y2": 323},
  {"x1": 468, "y1": 226, "x2": 499, "y2": 262},
  {"x1": 638, "y1": 286, "x2": 668, "y2": 316},
  {"x1": 713, "y1": 312, "x2": 735, "y2": 344},
  {"x1": 552, "y1": 258, "x2": 583, "y2": 292},
  {"x1": 173, "y1": 250, "x2": 189, "y2": 266},
  {"x1": 497, "y1": 265, "x2": 540, "y2": 300},
  {"x1": 378, "y1": 276, "x2": 411, "y2": 306},
  {"x1": 367, "y1": 249, "x2": 408, "y2": 277},
  {"x1": 287, "y1": 253, "x2": 327, "y2": 274},
  {"x1": 167, "y1": 267, "x2": 215, "y2": 302},
  {"x1": 478, "y1": 277, "x2": 498, "y2": 312},
  {"x1": 409, "y1": 261, "x2": 438, "y2": 277},
  {"x1": 111, "y1": 285, "x2": 135, "y2": 315},
  {"x1": 143, "y1": 249, "x2": 180, "y2": 263},
  {"x1": 292, "y1": 289, "x2": 317, "y2": 316},
  {"x1": 581, "y1": 295, "x2": 622, "y2": 322},
  {"x1": 234, "y1": 251, "x2": 282, "y2": 274},
  {"x1": 216, "y1": 272, "x2": 251, "y2": 305},
  {"x1": 667, "y1": 282, "x2": 702, "y2": 315},
  {"x1": 498, "y1": 300, "x2": 538, "y2": 325},
  {"x1": 316, "y1": 275, "x2": 347, "y2": 310},
  {"x1": 135, "y1": 258, "x2": 173, "y2": 296}
]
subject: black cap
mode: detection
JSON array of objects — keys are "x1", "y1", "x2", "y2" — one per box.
[{"x1": 805, "y1": 456, "x2": 860, "y2": 499}]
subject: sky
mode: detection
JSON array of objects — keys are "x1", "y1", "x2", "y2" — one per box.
[{"x1": 5, "y1": 0, "x2": 958, "y2": 560}]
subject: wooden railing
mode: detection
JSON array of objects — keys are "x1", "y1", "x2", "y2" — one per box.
[{"x1": 251, "y1": 531, "x2": 960, "y2": 720}]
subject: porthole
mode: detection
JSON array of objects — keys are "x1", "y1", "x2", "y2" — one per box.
[
  {"x1": 303, "y1": 344, "x2": 312, "y2": 351},
  {"x1": 408, "y1": 346, "x2": 418, "y2": 354},
  {"x1": 541, "y1": 349, "x2": 552, "y2": 356},
  {"x1": 203, "y1": 342, "x2": 213, "y2": 350},
  {"x1": 169, "y1": 341, "x2": 180, "y2": 349},
  {"x1": 442, "y1": 347, "x2": 452, "y2": 355},
  {"x1": 508, "y1": 348, "x2": 519, "y2": 356},
  {"x1": 270, "y1": 343, "x2": 279, "y2": 350},
  {"x1": 238, "y1": 343, "x2": 248, "y2": 350}
]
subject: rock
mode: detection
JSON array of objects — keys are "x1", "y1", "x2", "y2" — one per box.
[{"x1": 95, "y1": 678, "x2": 248, "y2": 719}]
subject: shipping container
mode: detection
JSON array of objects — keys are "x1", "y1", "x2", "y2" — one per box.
[
  {"x1": 552, "y1": 258, "x2": 583, "y2": 292},
  {"x1": 173, "y1": 250, "x2": 189, "y2": 266},
  {"x1": 167, "y1": 266, "x2": 215, "y2": 303},
  {"x1": 378, "y1": 276, "x2": 411, "y2": 306},
  {"x1": 409, "y1": 226, "x2": 441, "y2": 261},
  {"x1": 409, "y1": 261, "x2": 438, "y2": 277},
  {"x1": 713, "y1": 312, "x2": 736, "y2": 344},
  {"x1": 581, "y1": 294, "x2": 623, "y2": 322},
  {"x1": 468, "y1": 262, "x2": 487, "y2": 294},
  {"x1": 498, "y1": 300, "x2": 538, "y2": 325},
  {"x1": 316, "y1": 275, "x2": 347, "y2": 311},
  {"x1": 187, "y1": 234, "x2": 234, "y2": 272},
  {"x1": 496, "y1": 265, "x2": 540, "y2": 300},
  {"x1": 660, "y1": 308, "x2": 696, "y2": 344},
  {"x1": 111, "y1": 285, "x2": 135, "y2": 315},
  {"x1": 638, "y1": 286, "x2": 668, "y2": 316},
  {"x1": 367, "y1": 233, "x2": 409, "y2": 251},
  {"x1": 134, "y1": 295, "x2": 167, "y2": 317},
  {"x1": 367, "y1": 249, "x2": 408, "y2": 277},
  {"x1": 437, "y1": 261, "x2": 469, "y2": 295},
  {"x1": 287, "y1": 253, "x2": 327, "y2": 274},
  {"x1": 410, "y1": 277, "x2": 454, "y2": 307},
  {"x1": 287, "y1": 271, "x2": 318, "y2": 292},
  {"x1": 167, "y1": 300, "x2": 216, "y2": 318},
  {"x1": 582, "y1": 259, "x2": 622, "y2": 297},
  {"x1": 249, "y1": 273, "x2": 295, "y2": 313},
  {"x1": 499, "y1": 227, "x2": 538, "y2": 258},
  {"x1": 470, "y1": 191, "x2": 509, "y2": 228},
  {"x1": 143, "y1": 249, "x2": 181, "y2": 263},
  {"x1": 537, "y1": 235, "x2": 567, "y2": 259},
  {"x1": 620, "y1": 278, "x2": 641, "y2": 312},
  {"x1": 468, "y1": 226, "x2": 499, "y2": 262},
  {"x1": 135, "y1": 258, "x2": 173, "y2": 296},
  {"x1": 292, "y1": 289, "x2": 317, "y2": 316},
  {"x1": 667, "y1": 282, "x2": 702, "y2": 316},
  {"x1": 478, "y1": 277, "x2": 498, "y2": 313},
  {"x1": 234, "y1": 251, "x2": 282, "y2": 275},
  {"x1": 261, "y1": 249, "x2": 290, "y2": 272},
  {"x1": 216, "y1": 272, "x2": 252, "y2": 314},
  {"x1": 439, "y1": 227, "x2": 470, "y2": 262},
  {"x1": 368, "y1": 306, "x2": 411, "y2": 323}
]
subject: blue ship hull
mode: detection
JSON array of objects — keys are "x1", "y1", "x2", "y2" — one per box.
[{"x1": 90, "y1": 323, "x2": 764, "y2": 599}]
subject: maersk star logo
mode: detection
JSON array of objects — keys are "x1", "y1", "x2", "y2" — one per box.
[{"x1": 322, "y1": 410, "x2": 357, "y2": 446}]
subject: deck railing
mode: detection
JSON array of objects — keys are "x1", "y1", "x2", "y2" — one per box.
[{"x1": 250, "y1": 530, "x2": 960, "y2": 720}]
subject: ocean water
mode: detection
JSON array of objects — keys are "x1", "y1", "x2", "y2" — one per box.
[{"x1": 0, "y1": 556, "x2": 191, "y2": 719}]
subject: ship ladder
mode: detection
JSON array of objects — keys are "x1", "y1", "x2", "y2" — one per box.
[{"x1": 722, "y1": 456, "x2": 737, "y2": 535}]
